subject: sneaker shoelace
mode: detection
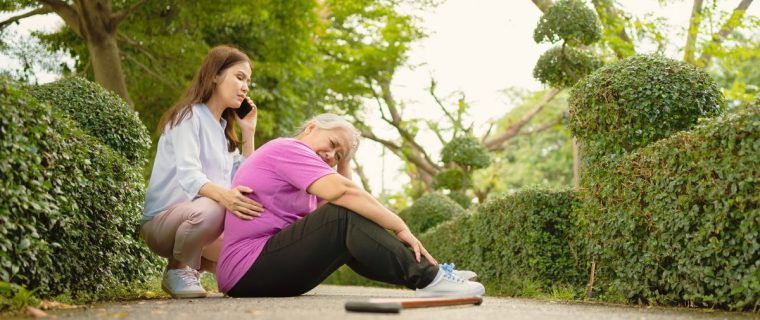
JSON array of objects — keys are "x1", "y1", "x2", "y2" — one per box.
[
  {"x1": 178, "y1": 269, "x2": 201, "y2": 287},
  {"x1": 440, "y1": 263, "x2": 465, "y2": 283}
]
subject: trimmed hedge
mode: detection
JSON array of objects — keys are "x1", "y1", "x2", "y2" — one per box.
[
  {"x1": 29, "y1": 77, "x2": 151, "y2": 166},
  {"x1": 0, "y1": 77, "x2": 159, "y2": 298},
  {"x1": 420, "y1": 189, "x2": 586, "y2": 296},
  {"x1": 533, "y1": 0, "x2": 601, "y2": 46},
  {"x1": 440, "y1": 136, "x2": 491, "y2": 169},
  {"x1": 582, "y1": 107, "x2": 759, "y2": 309},
  {"x1": 569, "y1": 54, "x2": 725, "y2": 160},
  {"x1": 397, "y1": 193, "x2": 466, "y2": 235},
  {"x1": 533, "y1": 46, "x2": 602, "y2": 88}
]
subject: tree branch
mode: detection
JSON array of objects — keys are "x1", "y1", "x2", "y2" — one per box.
[
  {"x1": 352, "y1": 158, "x2": 373, "y2": 194},
  {"x1": 429, "y1": 78, "x2": 459, "y2": 128},
  {"x1": 591, "y1": 0, "x2": 635, "y2": 59},
  {"x1": 37, "y1": 0, "x2": 82, "y2": 37},
  {"x1": 484, "y1": 88, "x2": 561, "y2": 151},
  {"x1": 0, "y1": 7, "x2": 52, "y2": 31},
  {"x1": 698, "y1": 0, "x2": 754, "y2": 66},
  {"x1": 684, "y1": 0, "x2": 704, "y2": 64},
  {"x1": 111, "y1": 0, "x2": 149, "y2": 27},
  {"x1": 531, "y1": 0, "x2": 553, "y2": 13}
]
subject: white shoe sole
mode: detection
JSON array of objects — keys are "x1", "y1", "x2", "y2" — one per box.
[
  {"x1": 415, "y1": 286, "x2": 485, "y2": 298},
  {"x1": 162, "y1": 283, "x2": 207, "y2": 299}
]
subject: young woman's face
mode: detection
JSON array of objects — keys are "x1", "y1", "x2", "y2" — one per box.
[
  {"x1": 214, "y1": 62, "x2": 251, "y2": 108},
  {"x1": 298, "y1": 125, "x2": 354, "y2": 168}
]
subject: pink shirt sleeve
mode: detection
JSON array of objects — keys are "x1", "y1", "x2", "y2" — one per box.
[{"x1": 268, "y1": 140, "x2": 337, "y2": 191}]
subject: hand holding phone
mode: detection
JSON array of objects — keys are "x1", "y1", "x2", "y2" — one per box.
[{"x1": 236, "y1": 98, "x2": 253, "y2": 118}]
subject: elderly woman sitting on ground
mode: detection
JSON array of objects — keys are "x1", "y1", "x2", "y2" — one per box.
[{"x1": 216, "y1": 113, "x2": 484, "y2": 298}]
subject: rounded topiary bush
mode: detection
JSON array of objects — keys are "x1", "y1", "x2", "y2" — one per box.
[
  {"x1": 397, "y1": 193, "x2": 465, "y2": 235},
  {"x1": 569, "y1": 54, "x2": 725, "y2": 159},
  {"x1": 29, "y1": 77, "x2": 151, "y2": 165},
  {"x1": 446, "y1": 191, "x2": 472, "y2": 209},
  {"x1": 533, "y1": 46, "x2": 602, "y2": 88},
  {"x1": 583, "y1": 107, "x2": 759, "y2": 309},
  {"x1": 432, "y1": 168, "x2": 466, "y2": 190},
  {"x1": 0, "y1": 77, "x2": 159, "y2": 298},
  {"x1": 440, "y1": 136, "x2": 491, "y2": 169},
  {"x1": 533, "y1": 0, "x2": 601, "y2": 45}
]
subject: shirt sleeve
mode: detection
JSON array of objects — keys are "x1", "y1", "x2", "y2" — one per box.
[
  {"x1": 271, "y1": 141, "x2": 336, "y2": 191},
  {"x1": 231, "y1": 150, "x2": 245, "y2": 180},
  {"x1": 168, "y1": 115, "x2": 210, "y2": 199}
]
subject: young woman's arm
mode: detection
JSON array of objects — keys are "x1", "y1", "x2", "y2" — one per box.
[{"x1": 307, "y1": 174, "x2": 437, "y2": 265}]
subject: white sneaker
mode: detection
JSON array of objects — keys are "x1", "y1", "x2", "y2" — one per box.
[
  {"x1": 161, "y1": 267, "x2": 207, "y2": 299},
  {"x1": 443, "y1": 263, "x2": 479, "y2": 282},
  {"x1": 455, "y1": 269, "x2": 479, "y2": 282},
  {"x1": 416, "y1": 264, "x2": 485, "y2": 298}
]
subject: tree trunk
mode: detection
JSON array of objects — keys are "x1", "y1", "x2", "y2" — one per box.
[
  {"x1": 684, "y1": 0, "x2": 704, "y2": 64},
  {"x1": 87, "y1": 36, "x2": 133, "y2": 106}
]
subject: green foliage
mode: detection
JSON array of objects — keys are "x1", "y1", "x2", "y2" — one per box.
[
  {"x1": 432, "y1": 168, "x2": 466, "y2": 190},
  {"x1": 533, "y1": 46, "x2": 602, "y2": 88},
  {"x1": 440, "y1": 136, "x2": 491, "y2": 169},
  {"x1": 533, "y1": 0, "x2": 602, "y2": 46},
  {"x1": 397, "y1": 193, "x2": 466, "y2": 235},
  {"x1": 0, "y1": 281, "x2": 39, "y2": 314},
  {"x1": 569, "y1": 54, "x2": 725, "y2": 160},
  {"x1": 581, "y1": 107, "x2": 760, "y2": 310},
  {"x1": 29, "y1": 77, "x2": 151, "y2": 166},
  {"x1": 446, "y1": 191, "x2": 472, "y2": 209},
  {"x1": 421, "y1": 188, "x2": 586, "y2": 296},
  {"x1": 0, "y1": 77, "x2": 160, "y2": 299}
]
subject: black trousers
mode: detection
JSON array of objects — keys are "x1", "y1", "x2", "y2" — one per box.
[{"x1": 227, "y1": 204, "x2": 439, "y2": 297}]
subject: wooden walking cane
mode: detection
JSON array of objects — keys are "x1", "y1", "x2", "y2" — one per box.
[{"x1": 345, "y1": 296, "x2": 483, "y2": 313}]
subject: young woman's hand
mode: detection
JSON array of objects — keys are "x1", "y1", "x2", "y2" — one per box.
[
  {"x1": 236, "y1": 97, "x2": 257, "y2": 131},
  {"x1": 396, "y1": 229, "x2": 437, "y2": 265},
  {"x1": 222, "y1": 185, "x2": 264, "y2": 220}
]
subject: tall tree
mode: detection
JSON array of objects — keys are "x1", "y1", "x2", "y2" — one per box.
[{"x1": 0, "y1": 0, "x2": 152, "y2": 106}]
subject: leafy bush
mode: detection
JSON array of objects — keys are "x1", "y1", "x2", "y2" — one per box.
[
  {"x1": 0, "y1": 77, "x2": 159, "y2": 298},
  {"x1": 569, "y1": 54, "x2": 725, "y2": 160},
  {"x1": 29, "y1": 77, "x2": 151, "y2": 166},
  {"x1": 581, "y1": 107, "x2": 759, "y2": 310},
  {"x1": 421, "y1": 188, "x2": 586, "y2": 296},
  {"x1": 397, "y1": 193, "x2": 466, "y2": 235},
  {"x1": 533, "y1": 46, "x2": 602, "y2": 88},
  {"x1": 432, "y1": 168, "x2": 466, "y2": 190},
  {"x1": 440, "y1": 136, "x2": 491, "y2": 169},
  {"x1": 533, "y1": 0, "x2": 601, "y2": 46},
  {"x1": 446, "y1": 191, "x2": 472, "y2": 209}
]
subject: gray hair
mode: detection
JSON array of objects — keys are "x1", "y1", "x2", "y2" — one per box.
[{"x1": 294, "y1": 113, "x2": 361, "y2": 154}]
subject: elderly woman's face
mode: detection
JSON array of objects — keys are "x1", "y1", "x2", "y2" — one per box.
[{"x1": 298, "y1": 125, "x2": 354, "y2": 167}]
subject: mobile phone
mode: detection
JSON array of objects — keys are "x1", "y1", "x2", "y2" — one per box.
[{"x1": 236, "y1": 98, "x2": 253, "y2": 118}]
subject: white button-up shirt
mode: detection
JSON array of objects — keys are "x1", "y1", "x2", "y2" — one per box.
[{"x1": 142, "y1": 103, "x2": 244, "y2": 222}]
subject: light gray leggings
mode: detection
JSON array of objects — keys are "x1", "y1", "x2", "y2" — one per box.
[{"x1": 141, "y1": 197, "x2": 224, "y2": 271}]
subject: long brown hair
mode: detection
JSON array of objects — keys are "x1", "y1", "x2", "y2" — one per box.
[{"x1": 157, "y1": 45, "x2": 252, "y2": 152}]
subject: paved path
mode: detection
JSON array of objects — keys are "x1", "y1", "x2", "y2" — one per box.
[{"x1": 21, "y1": 285, "x2": 758, "y2": 319}]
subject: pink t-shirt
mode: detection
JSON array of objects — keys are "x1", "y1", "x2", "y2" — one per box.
[{"x1": 216, "y1": 138, "x2": 336, "y2": 293}]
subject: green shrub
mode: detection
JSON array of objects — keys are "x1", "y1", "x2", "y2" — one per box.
[
  {"x1": 446, "y1": 191, "x2": 472, "y2": 209},
  {"x1": 0, "y1": 77, "x2": 159, "y2": 298},
  {"x1": 533, "y1": 0, "x2": 601, "y2": 46},
  {"x1": 440, "y1": 136, "x2": 491, "y2": 169},
  {"x1": 421, "y1": 188, "x2": 586, "y2": 296},
  {"x1": 29, "y1": 77, "x2": 151, "y2": 166},
  {"x1": 397, "y1": 193, "x2": 466, "y2": 235},
  {"x1": 582, "y1": 107, "x2": 759, "y2": 309},
  {"x1": 433, "y1": 168, "x2": 466, "y2": 191},
  {"x1": 569, "y1": 54, "x2": 725, "y2": 160},
  {"x1": 533, "y1": 46, "x2": 602, "y2": 88}
]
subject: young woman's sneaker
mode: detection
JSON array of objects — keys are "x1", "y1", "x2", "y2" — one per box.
[
  {"x1": 415, "y1": 264, "x2": 485, "y2": 297},
  {"x1": 161, "y1": 267, "x2": 207, "y2": 299}
]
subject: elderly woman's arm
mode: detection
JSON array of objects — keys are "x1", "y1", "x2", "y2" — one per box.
[{"x1": 307, "y1": 173, "x2": 437, "y2": 264}]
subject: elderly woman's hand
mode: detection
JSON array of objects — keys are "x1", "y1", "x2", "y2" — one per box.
[{"x1": 395, "y1": 229, "x2": 437, "y2": 265}]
